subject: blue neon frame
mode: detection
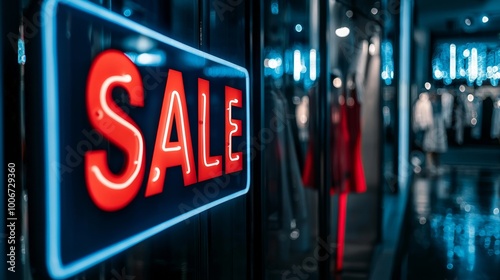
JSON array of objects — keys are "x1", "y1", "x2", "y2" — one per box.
[{"x1": 42, "y1": 0, "x2": 251, "y2": 278}]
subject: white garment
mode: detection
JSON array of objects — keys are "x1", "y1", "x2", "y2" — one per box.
[
  {"x1": 471, "y1": 98, "x2": 483, "y2": 139},
  {"x1": 441, "y1": 91, "x2": 454, "y2": 128},
  {"x1": 413, "y1": 93, "x2": 433, "y2": 131},
  {"x1": 423, "y1": 113, "x2": 448, "y2": 153},
  {"x1": 454, "y1": 96, "x2": 465, "y2": 145},
  {"x1": 492, "y1": 98, "x2": 500, "y2": 138}
]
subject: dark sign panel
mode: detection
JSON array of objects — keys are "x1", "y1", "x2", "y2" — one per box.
[{"x1": 41, "y1": 0, "x2": 250, "y2": 278}]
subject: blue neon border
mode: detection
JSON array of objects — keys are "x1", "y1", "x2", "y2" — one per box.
[{"x1": 42, "y1": 0, "x2": 251, "y2": 278}]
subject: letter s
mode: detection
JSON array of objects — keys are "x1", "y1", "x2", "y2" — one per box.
[{"x1": 85, "y1": 50, "x2": 145, "y2": 211}]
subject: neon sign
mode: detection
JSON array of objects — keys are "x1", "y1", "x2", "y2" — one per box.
[
  {"x1": 40, "y1": 0, "x2": 250, "y2": 278},
  {"x1": 85, "y1": 51, "x2": 244, "y2": 211}
]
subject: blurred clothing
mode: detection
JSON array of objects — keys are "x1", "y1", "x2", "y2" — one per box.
[
  {"x1": 413, "y1": 92, "x2": 448, "y2": 153},
  {"x1": 453, "y1": 93, "x2": 466, "y2": 145},
  {"x1": 492, "y1": 97, "x2": 500, "y2": 138},
  {"x1": 422, "y1": 112, "x2": 448, "y2": 153},
  {"x1": 441, "y1": 91, "x2": 454, "y2": 128},
  {"x1": 413, "y1": 93, "x2": 433, "y2": 131}
]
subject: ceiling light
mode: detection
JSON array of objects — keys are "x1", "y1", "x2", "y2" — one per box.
[
  {"x1": 335, "y1": 27, "x2": 350, "y2": 37},
  {"x1": 333, "y1": 78, "x2": 342, "y2": 88},
  {"x1": 369, "y1": 44, "x2": 376, "y2": 55},
  {"x1": 482, "y1": 16, "x2": 489, "y2": 23},
  {"x1": 465, "y1": 18, "x2": 472, "y2": 26},
  {"x1": 424, "y1": 82, "x2": 431, "y2": 90},
  {"x1": 463, "y1": 49, "x2": 470, "y2": 57},
  {"x1": 346, "y1": 10, "x2": 353, "y2": 18},
  {"x1": 295, "y1": 24, "x2": 303, "y2": 32},
  {"x1": 371, "y1": 8, "x2": 378, "y2": 15},
  {"x1": 467, "y1": 94, "x2": 474, "y2": 102}
]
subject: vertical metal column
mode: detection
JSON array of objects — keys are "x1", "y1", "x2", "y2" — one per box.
[
  {"x1": 317, "y1": 0, "x2": 332, "y2": 278},
  {"x1": 246, "y1": 0, "x2": 265, "y2": 279},
  {"x1": 398, "y1": 0, "x2": 413, "y2": 186}
]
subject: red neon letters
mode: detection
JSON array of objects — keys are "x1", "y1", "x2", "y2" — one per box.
[
  {"x1": 85, "y1": 50, "x2": 146, "y2": 211},
  {"x1": 197, "y1": 78, "x2": 223, "y2": 182},
  {"x1": 85, "y1": 50, "x2": 243, "y2": 211},
  {"x1": 225, "y1": 86, "x2": 243, "y2": 174},
  {"x1": 145, "y1": 70, "x2": 197, "y2": 196}
]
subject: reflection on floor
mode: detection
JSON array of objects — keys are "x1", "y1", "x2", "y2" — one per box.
[{"x1": 406, "y1": 166, "x2": 500, "y2": 280}]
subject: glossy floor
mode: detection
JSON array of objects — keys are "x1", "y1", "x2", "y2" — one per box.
[{"x1": 406, "y1": 166, "x2": 500, "y2": 279}]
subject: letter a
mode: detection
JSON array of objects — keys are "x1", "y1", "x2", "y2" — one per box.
[{"x1": 146, "y1": 70, "x2": 197, "y2": 196}]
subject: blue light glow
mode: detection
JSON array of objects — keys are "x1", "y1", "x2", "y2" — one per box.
[
  {"x1": 381, "y1": 40, "x2": 394, "y2": 85},
  {"x1": 433, "y1": 42, "x2": 500, "y2": 86},
  {"x1": 427, "y1": 194, "x2": 500, "y2": 273},
  {"x1": 450, "y1": 44, "x2": 456, "y2": 79},
  {"x1": 203, "y1": 65, "x2": 247, "y2": 77},
  {"x1": 263, "y1": 49, "x2": 284, "y2": 79},
  {"x1": 267, "y1": 47, "x2": 319, "y2": 89},
  {"x1": 309, "y1": 49, "x2": 316, "y2": 81},
  {"x1": 123, "y1": 8, "x2": 132, "y2": 17},
  {"x1": 18, "y1": 39, "x2": 26, "y2": 64},
  {"x1": 125, "y1": 50, "x2": 166, "y2": 66},
  {"x1": 271, "y1": 1, "x2": 279, "y2": 14},
  {"x1": 293, "y1": 49, "x2": 301, "y2": 81},
  {"x1": 42, "y1": 0, "x2": 251, "y2": 278}
]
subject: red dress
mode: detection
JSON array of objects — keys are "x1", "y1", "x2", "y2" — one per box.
[
  {"x1": 345, "y1": 87, "x2": 367, "y2": 194},
  {"x1": 301, "y1": 90, "x2": 366, "y2": 194},
  {"x1": 301, "y1": 86, "x2": 367, "y2": 272}
]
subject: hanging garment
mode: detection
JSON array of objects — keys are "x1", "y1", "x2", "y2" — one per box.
[
  {"x1": 413, "y1": 93, "x2": 433, "y2": 132},
  {"x1": 265, "y1": 89, "x2": 293, "y2": 231},
  {"x1": 344, "y1": 85, "x2": 367, "y2": 193},
  {"x1": 464, "y1": 93, "x2": 476, "y2": 127},
  {"x1": 422, "y1": 113, "x2": 448, "y2": 153},
  {"x1": 492, "y1": 98, "x2": 500, "y2": 138},
  {"x1": 331, "y1": 94, "x2": 351, "y2": 194},
  {"x1": 453, "y1": 94, "x2": 466, "y2": 145},
  {"x1": 265, "y1": 89, "x2": 310, "y2": 260},
  {"x1": 492, "y1": 98, "x2": 500, "y2": 139},
  {"x1": 302, "y1": 88, "x2": 318, "y2": 190},
  {"x1": 302, "y1": 140, "x2": 315, "y2": 189},
  {"x1": 441, "y1": 91, "x2": 454, "y2": 128},
  {"x1": 302, "y1": 89, "x2": 366, "y2": 195},
  {"x1": 422, "y1": 94, "x2": 448, "y2": 153},
  {"x1": 471, "y1": 97, "x2": 483, "y2": 140},
  {"x1": 302, "y1": 93, "x2": 349, "y2": 194}
]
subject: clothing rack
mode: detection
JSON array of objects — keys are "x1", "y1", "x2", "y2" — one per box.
[
  {"x1": 437, "y1": 86, "x2": 500, "y2": 100},
  {"x1": 473, "y1": 90, "x2": 500, "y2": 100}
]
